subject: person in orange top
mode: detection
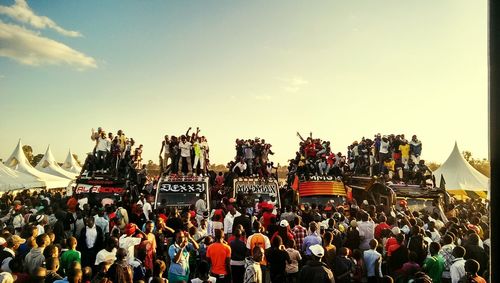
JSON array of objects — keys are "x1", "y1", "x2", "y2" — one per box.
[
  {"x1": 463, "y1": 259, "x2": 487, "y2": 283},
  {"x1": 246, "y1": 220, "x2": 271, "y2": 277},
  {"x1": 206, "y1": 229, "x2": 232, "y2": 282}
]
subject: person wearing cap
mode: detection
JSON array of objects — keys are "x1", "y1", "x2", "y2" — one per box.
[
  {"x1": 0, "y1": 235, "x2": 25, "y2": 272},
  {"x1": 270, "y1": 220, "x2": 294, "y2": 248},
  {"x1": 119, "y1": 223, "x2": 145, "y2": 265},
  {"x1": 299, "y1": 244, "x2": 334, "y2": 283},
  {"x1": 363, "y1": 239, "x2": 383, "y2": 282}
]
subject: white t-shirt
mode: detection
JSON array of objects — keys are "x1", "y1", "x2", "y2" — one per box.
[
  {"x1": 95, "y1": 248, "x2": 117, "y2": 265},
  {"x1": 379, "y1": 140, "x2": 390, "y2": 154},
  {"x1": 119, "y1": 235, "x2": 142, "y2": 264},
  {"x1": 179, "y1": 141, "x2": 192, "y2": 157},
  {"x1": 96, "y1": 137, "x2": 111, "y2": 152},
  {"x1": 143, "y1": 202, "x2": 153, "y2": 220},
  {"x1": 191, "y1": 277, "x2": 216, "y2": 283}
]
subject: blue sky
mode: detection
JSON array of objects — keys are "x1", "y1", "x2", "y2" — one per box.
[{"x1": 0, "y1": 0, "x2": 488, "y2": 166}]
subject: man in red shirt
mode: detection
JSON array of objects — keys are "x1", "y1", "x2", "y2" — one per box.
[
  {"x1": 374, "y1": 215, "x2": 390, "y2": 240},
  {"x1": 206, "y1": 229, "x2": 232, "y2": 282}
]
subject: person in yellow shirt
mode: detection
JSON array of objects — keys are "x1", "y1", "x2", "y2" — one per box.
[
  {"x1": 399, "y1": 139, "x2": 411, "y2": 167},
  {"x1": 383, "y1": 158, "x2": 396, "y2": 180}
]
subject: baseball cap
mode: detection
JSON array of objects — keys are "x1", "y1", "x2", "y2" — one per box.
[
  {"x1": 279, "y1": 220, "x2": 289, "y2": 227},
  {"x1": 391, "y1": 227, "x2": 401, "y2": 235},
  {"x1": 8, "y1": 235, "x2": 26, "y2": 245},
  {"x1": 309, "y1": 244, "x2": 324, "y2": 257}
]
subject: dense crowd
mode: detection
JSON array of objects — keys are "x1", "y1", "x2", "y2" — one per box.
[
  {"x1": 159, "y1": 127, "x2": 210, "y2": 177},
  {"x1": 286, "y1": 132, "x2": 345, "y2": 182},
  {"x1": 0, "y1": 185, "x2": 489, "y2": 283},
  {"x1": 346, "y1": 134, "x2": 429, "y2": 185},
  {"x1": 82, "y1": 128, "x2": 144, "y2": 179},
  {"x1": 229, "y1": 138, "x2": 276, "y2": 179}
]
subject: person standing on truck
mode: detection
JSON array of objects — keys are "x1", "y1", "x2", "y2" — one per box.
[
  {"x1": 159, "y1": 135, "x2": 171, "y2": 173},
  {"x1": 410, "y1": 135, "x2": 422, "y2": 163},
  {"x1": 178, "y1": 135, "x2": 193, "y2": 175},
  {"x1": 378, "y1": 136, "x2": 390, "y2": 174}
]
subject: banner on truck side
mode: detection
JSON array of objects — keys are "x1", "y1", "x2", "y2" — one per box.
[
  {"x1": 234, "y1": 180, "x2": 279, "y2": 195},
  {"x1": 158, "y1": 182, "x2": 207, "y2": 193},
  {"x1": 75, "y1": 184, "x2": 125, "y2": 194}
]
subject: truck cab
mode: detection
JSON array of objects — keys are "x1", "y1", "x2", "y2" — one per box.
[
  {"x1": 155, "y1": 175, "x2": 210, "y2": 210},
  {"x1": 232, "y1": 178, "x2": 281, "y2": 209},
  {"x1": 296, "y1": 175, "x2": 350, "y2": 214}
]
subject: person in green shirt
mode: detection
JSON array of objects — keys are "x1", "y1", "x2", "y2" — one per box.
[
  {"x1": 423, "y1": 242, "x2": 445, "y2": 282},
  {"x1": 59, "y1": 237, "x2": 81, "y2": 276}
]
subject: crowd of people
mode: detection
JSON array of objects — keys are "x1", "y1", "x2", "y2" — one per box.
[
  {"x1": 0, "y1": 184, "x2": 489, "y2": 283},
  {"x1": 286, "y1": 132, "x2": 431, "y2": 186},
  {"x1": 286, "y1": 132, "x2": 345, "y2": 182},
  {"x1": 229, "y1": 138, "x2": 276, "y2": 179},
  {"x1": 81, "y1": 128, "x2": 144, "y2": 179},
  {"x1": 346, "y1": 134, "x2": 429, "y2": 185},
  {"x1": 159, "y1": 127, "x2": 210, "y2": 177}
]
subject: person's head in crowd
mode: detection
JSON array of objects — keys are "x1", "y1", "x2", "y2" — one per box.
[
  {"x1": 106, "y1": 237, "x2": 118, "y2": 252},
  {"x1": 452, "y1": 246, "x2": 466, "y2": 259},
  {"x1": 464, "y1": 259, "x2": 481, "y2": 278},
  {"x1": 369, "y1": 239, "x2": 378, "y2": 250},
  {"x1": 233, "y1": 228, "x2": 243, "y2": 240},
  {"x1": 43, "y1": 244, "x2": 59, "y2": 259},
  {"x1": 32, "y1": 267, "x2": 46, "y2": 283},
  {"x1": 145, "y1": 220, "x2": 155, "y2": 234},
  {"x1": 6, "y1": 234, "x2": 25, "y2": 250},
  {"x1": 153, "y1": 259, "x2": 167, "y2": 278},
  {"x1": 323, "y1": 231, "x2": 333, "y2": 247},
  {"x1": 116, "y1": 247, "x2": 128, "y2": 262},
  {"x1": 441, "y1": 234, "x2": 453, "y2": 246},
  {"x1": 252, "y1": 246, "x2": 264, "y2": 262},
  {"x1": 272, "y1": 235, "x2": 283, "y2": 249},
  {"x1": 309, "y1": 221, "x2": 319, "y2": 234},
  {"x1": 253, "y1": 220, "x2": 263, "y2": 233},
  {"x1": 46, "y1": 231, "x2": 55, "y2": 244},
  {"x1": 429, "y1": 242, "x2": 441, "y2": 256},
  {"x1": 294, "y1": 216, "x2": 302, "y2": 227},
  {"x1": 214, "y1": 229, "x2": 224, "y2": 242},
  {"x1": 309, "y1": 244, "x2": 324, "y2": 261},
  {"x1": 36, "y1": 234, "x2": 49, "y2": 249},
  {"x1": 45, "y1": 256, "x2": 60, "y2": 272},
  {"x1": 67, "y1": 236, "x2": 77, "y2": 250},
  {"x1": 468, "y1": 233, "x2": 480, "y2": 245},
  {"x1": 396, "y1": 233, "x2": 405, "y2": 244},
  {"x1": 378, "y1": 215, "x2": 387, "y2": 224},
  {"x1": 204, "y1": 235, "x2": 213, "y2": 247}
]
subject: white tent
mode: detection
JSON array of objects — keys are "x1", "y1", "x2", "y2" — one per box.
[
  {"x1": 432, "y1": 142, "x2": 489, "y2": 198},
  {"x1": 0, "y1": 162, "x2": 45, "y2": 191},
  {"x1": 35, "y1": 145, "x2": 77, "y2": 179},
  {"x1": 61, "y1": 149, "x2": 82, "y2": 176},
  {"x1": 4, "y1": 140, "x2": 71, "y2": 189}
]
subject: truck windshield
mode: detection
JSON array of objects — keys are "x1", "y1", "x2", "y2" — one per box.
[
  {"x1": 300, "y1": 195, "x2": 346, "y2": 207},
  {"x1": 156, "y1": 192, "x2": 202, "y2": 207}
]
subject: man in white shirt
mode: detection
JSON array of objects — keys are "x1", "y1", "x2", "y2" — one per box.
[
  {"x1": 137, "y1": 195, "x2": 153, "y2": 221},
  {"x1": 178, "y1": 135, "x2": 192, "y2": 175},
  {"x1": 450, "y1": 246, "x2": 466, "y2": 283},
  {"x1": 378, "y1": 136, "x2": 390, "y2": 173},
  {"x1": 195, "y1": 194, "x2": 208, "y2": 225},
  {"x1": 223, "y1": 206, "x2": 241, "y2": 237},
  {"x1": 358, "y1": 212, "x2": 375, "y2": 251},
  {"x1": 232, "y1": 159, "x2": 247, "y2": 177},
  {"x1": 363, "y1": 239, "x2": 383, "y2": 281},
  {"x1": 94, "y1": 209, "x2": 109, "y2": 236},
  {"x1": 119, "y1": 224, "x2": 143, "y2": 264},
  {"x1": 95, "y1": 237, "x2": 118, "y2": 270}
]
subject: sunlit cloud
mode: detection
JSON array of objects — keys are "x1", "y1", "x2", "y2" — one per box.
[
  {"x1": 0, "y1": 0, "x2": 82, "y2": 37},
  {"x1": 278, "y1": 76, "x2": 309, "y2": 93},
  {"x1": 0, "y1": 21, "x2": 96, "y2": 69}
]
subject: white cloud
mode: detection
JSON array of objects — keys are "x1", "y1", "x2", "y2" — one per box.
[
  {"x1": 0, "y1": 21, "x2": 96, "y2": 69},
  {"x1": 0, "y1": 0, "x2": 81, "y2": 37},
  {"x1": 254, "y1": 95, "x2": 272, "y2": 101},
  {"x1": 278, "y1": 76, "x2": 309, "y2": 93}
]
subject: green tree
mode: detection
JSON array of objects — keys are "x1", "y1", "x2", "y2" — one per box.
[
  {"x1": 72, "y1": 154, "x2": 82, "y2": 167},
  {"x1": 22, "y1": 145, "x2": 34, "y2": 165},
  {"x1": 32, "y1": 154, "x2": 44, "y2": 167}
]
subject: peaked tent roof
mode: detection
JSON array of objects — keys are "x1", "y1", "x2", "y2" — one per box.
[
  {"x1": 0, "y1": 162, "x2": 45, "y2": 191},
  {"x1": 432, "y1": 142, "x2": 489, "y2": 193},
  {"x1": 35, "y1": 145, "x2": 77, "y2": 179},
  {"x1": 61, "y1": 149, "x2": 82, "y2": 175},
  {"x1": 4, "y1": 140, "x2": 72, "y2": 189}
]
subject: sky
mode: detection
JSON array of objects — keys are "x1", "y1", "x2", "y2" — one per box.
[{"x1": 0, "y1": 0, "x2": 488, "y2": 166}]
